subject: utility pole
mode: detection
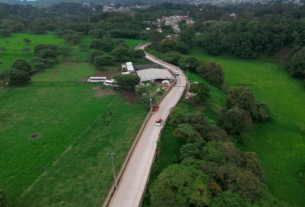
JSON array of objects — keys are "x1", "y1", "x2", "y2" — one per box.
[
  {"x1": 108, "y1": 152, "x2": 118, "y2": 189},
  {"x1": 186, "y1": 65, "x2": 190, "y2": 78},
  {"x1": 150, "y1": 98, "x2": 152, "y2": 111}
]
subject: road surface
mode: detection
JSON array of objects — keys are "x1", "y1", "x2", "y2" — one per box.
[{"x1": 108, "y1": 43, "x2": 187, "y2": 207}]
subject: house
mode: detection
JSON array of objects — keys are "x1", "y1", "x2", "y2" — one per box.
[
  {"x1": 126, "y1": 62, "x2": 135, "y2": 73},
  {"x1": 230, "y1": 13, "x2": 236, "y2": 18},
  {"x1": 181, "y1": 16, "x2": 189, "y2": 19},
  {"x1": 156, "y1": 28, "x2": 162, "y2": 33},
  {"x1": 146, "y1": 27, "x2": 151, "y2": 31}
]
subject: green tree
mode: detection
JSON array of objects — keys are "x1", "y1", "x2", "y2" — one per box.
[
  {"x1": 23, "y1": 38, "x2": 31, "y2": 44},
  {"x1": 57, "y1": 46, "x2": 71, "y2": 56},
  {"x1": 113, "y1": 74, "x2": 140, "y2": 90},
  {"x1": 88, "y1": 50, "x2": 104, "y2": 63},
  {"x1": 0, "y1": 47, "x2": 7, "y2": 55},
  {"x1": 21, "y1": 47, "x2": 32, "y2": 54},
  {"x1": 197, "y1": 60, "x2": 225, "y2": 87},
  {"x1": 178, "y1": 56, "x2": 198, "y2": 71},
  {"x1": 176, "y1": 43, "x2": 190, "y2": 54},
  {"x1": 227, "y1": 87, "x2": 257, "y2": 118},
  {"x1": 8, "y1": 69, "x2": 31, "y2": 85},
  {"x1": 242, "y1": 152, "x2": 262, "y2": 177},
  {"x1": 149, "y1": 30, "x2": 163, "y2": 47},
  {"x1": 110, "y1": 46, "x2": 131, "y2": 61},
  {"x1": 93, "y1": 55, "x2": 114, "y2": 68},
  {"x1": 150, "y1": 164, "x2": 211, "y2": 207},
  {"x1": 38, "y1": 49, "x2": 57, "y2": 60},
  {"x1": 236, "y1": 171, "x2": 261, "y2": 202},
  {"x1": 100, "y1": 39, "x2": 113, "y2": 52},
  {"x1": 0, "y1": 29, "x2": 11, "y2": 37},
  {"x1": 189, "y1": 83, "x2": 210, "y2": 104},
  {"x1": 175, "y1": 124, "x2": 200, "y2": 143},
  {"x1": 34, "y1": 44, "x2": 58, "y2": 54},
  {"x1": 217, "y1": 107, "x2": 254, "y2": 135},
  {"x1": 140, "y1": 94, "x2": 156, "y2": 108},
  {"x1": 287, "y1": 47, "x2": 305, "y2": 78},
  {"x1": 0, "y1": 70, "x2": 10, "y2": 82},
  {"x1": 211, "y1": 190, "x2": 255, "y2": 207},
  {"x1": 168, "y1": 107, "x2": 184, "y2": 126},
  {"x1": 163, "y1": 52, "x2": 182, "y2": 66},
  {"x1": 115, "y1": 39, "x2": 126, "y2": 46},
  {"x1": 133, "y1": 49, "x2": 145, "y2": 59},
  {"x1": 89, "y1": 39, "x2": 103, "y2": 50},
  {"x1": 135, "y1": 86, "x2": 149, "y2": 96},
  {"x1": 0, "y1": 185, "x2": 9, "y2": 207},
  {"x1": 11, "y1": 59, "x2": 32, "y2": 72}
]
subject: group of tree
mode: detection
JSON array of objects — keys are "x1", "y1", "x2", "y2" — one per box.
[
  {"x1": 147, "y1": 107, "x2": 287, "y2": 207},
  {"x1": 53, "y1": 29, "x2": 82, "y2": 45},
  {"x1": 0, "y1": 58, "x2": 31, "y2": 85},
  {"x1": 31, "y1": 44, "x2": 59, "y2": 70}
]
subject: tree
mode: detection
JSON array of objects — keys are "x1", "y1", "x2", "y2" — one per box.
[
  {"x1": 89, "y1": 39, "x2": 103, "y2": 50},
  {"x1": 176, "y1": 43, "x2": 190, "y2": 54},
  {"x1": 242, "y1": 152, "x2": 262, "y2": 177},
  {"x1": 11, "y1": 59, "x2": 32, "y2": 72},
  {"x1": 149, "y1": 30, "x2": 163, "y2": 46},
  {"x1": 197, "y1": 60, "x2": 225, "y2": 87},
  {"x1": 178, "y1": 56, "x2": 198, "y2": 71},
  {"x1": 186, "y1": 112, "x2": 210, "y2": 134},
  {"x1": 63, "y1": 33, "x2": 81, "y2": 45},
  {"x1": 34, "y1": 44, "x2": 58, "y2": 54},
  {"x1": 210, "y1": 190, "x2": 255, "y2": 207},
  {"x1": 115, "y1": 39, "x2": 126, "y2": 46},
  {"x1": 133, "y1": 49, "x2": 145, "y2": 59},
  {"x1": 100, "y1": 39, "x2": 113, "y2": 52},
  {"x1": 93, "y1": 55, "x2": 114, "y2": 68},
  {"x1": 21, "y1": 47, "x2": 32, "y2": 53},
  {"x1": 110, "y1": 46, "x2": 131, "y2": 61},
  {"x1": 136, "y1": 86, "x2": 148, "y2": 96},
  {"x1": 175, "y1": 124, "x2": 200, "y2": 143},
  {"x1": 30, "y1": 22, "x2": 46, "y2": 34},
  {"x1": 0, "y1": 185, "x2": 9, "y2": 207},
  {"x1": 217, "y1": 107, "x2": 254, "y2": 135},
  {"x1": 8, "y1": 69, "x2": 31, "y2": 85},
  {"x1": 88, "y1": 50, "x2": 104, "y2": 63},
  {"x1": 0, "y1": 47, "x2": 7, "y2": 55},
  {"x1": 113, "y1": 74, "x2": 140, "y2": 90},
  {"x1": 161, "y1": 39, "x2": 176, "y2": 53},
  {"x1": 287, "y1": 47, "x2": 305, "y2": 79},
  {"x1": 31, "y1": 57, "x2": 46, "y2": 70},
  {"x1": 227, "y1": 87, "x2": 257, "y2": 118},
  {"x1": 0, "y1": 70, "x2": 11, "y2": 83},
  {"x1": 189, "y1": 83, "x2": 210, "y2": 104},
  {"x1": 205, "y1": 126, "x2": 232, "y2": 143},
  {"x1": 140, "y1": 94, "x2": 156, "y2": 107},
  {"x1": 0, "y1": 29, "x2": 11, "y2": 37},
  {"x1": 150, "y1": 164, "x2": 211, "y2": 207},
  {"x1": 38, "y1": 49, "x2": 57, "y2": 60},
  {"x1": 163, "y1": 52, "x2": 182, "y2": 66},
  {"x1": 236, "y1": 171, "x2": 261, "y2": 202},
  {"x1": 168, "y1": 107, "x2": 184, "y2": 126},
  {"x1": 23, "y1": 39, "x2": 31, "y2": 44},
  {"x1": 209, "y1": 182, "x2": 222, "y2": 196}
]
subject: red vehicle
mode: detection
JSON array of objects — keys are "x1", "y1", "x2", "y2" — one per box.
[{"x1": 153, "y1": 105, "x2": 159, "y2": 111}]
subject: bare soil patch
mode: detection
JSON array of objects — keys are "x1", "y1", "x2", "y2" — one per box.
[
  {"x1": 197, "y1": 105, "x2": 206, "y2": 111},
  {"x1": 120, "y1": 90, "x2": 139, "y2": 104},
  {"x1": 53, "y1": 71, "x2": 58, "y2": 76},
  {"x1": 92, "y1": 86, "x2": 116, "y2": 97},
  {"x1": 82, "y1": 69, "x2": 121, "y2": 81},
  {"x1": 30, "y1": 134, "x2": 40, "y2": 139}
]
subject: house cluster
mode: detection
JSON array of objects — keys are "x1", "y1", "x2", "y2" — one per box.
[{"x1": 155, "y1": 15, "x2": 190, "y2": 33}]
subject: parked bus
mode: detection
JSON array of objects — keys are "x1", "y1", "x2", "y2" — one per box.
[
  {"x1": 87, "y1": 77, "x2": 106, "y2": 83},
  {"x1": 156, "y1": 116, "x2": 163, "y2": 126}
]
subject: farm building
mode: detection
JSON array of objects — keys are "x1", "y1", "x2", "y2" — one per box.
[{"x1": 136, "y1": 69, "x2": 174, "y2": 82}]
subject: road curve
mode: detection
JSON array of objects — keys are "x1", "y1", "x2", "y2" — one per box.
[{"x1": 108, "y1": 43, "x2": 187, "y2": 207}]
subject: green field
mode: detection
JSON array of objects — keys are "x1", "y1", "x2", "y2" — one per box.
[
  {"x1": 190, "y1": 47, "x2": 305, "y2": 206},
  {"x1": 0, "y1": 32, "x2": 149, "y2": 206}
]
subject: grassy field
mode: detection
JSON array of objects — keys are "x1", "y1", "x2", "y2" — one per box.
[
  {"x1": 0, "y1": 32, "x2": 149, "y2": 206},
  {"x1": 0, "y1": 32, "x2": 146, "y2": 69},
  {"x1": 190, "y1": 47, "x2": 305, "y2": 206}
]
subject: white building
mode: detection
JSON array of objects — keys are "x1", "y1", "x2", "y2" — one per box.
[{"x1": 126, "y1": 62, "x2": 135, "y2": 73}]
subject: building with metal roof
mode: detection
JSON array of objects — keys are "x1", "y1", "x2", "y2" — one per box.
[{"x1": 136, "y1": 69, "x2": 175, "y2": 82}]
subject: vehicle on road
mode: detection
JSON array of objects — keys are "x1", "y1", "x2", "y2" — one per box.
[
  {"x1": 87, "y1": 77, "x2": 106, "y2": 82},
  {"x1": 174, "y1": 71, "x2": 179, "y2": 76},
  {"x1": 153, "y1": 105, "x2": 159, "y2": 111},
  {"x1": 156, "y1": 116, "x2": 163, "y2": 126}
]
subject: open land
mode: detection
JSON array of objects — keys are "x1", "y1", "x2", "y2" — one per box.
[
  {"x1": 0, "y1": 32, "x2": 149, "y2": 207},
  {"x1": 189, "y1": 47, "x2": 305, "y2": 206}
]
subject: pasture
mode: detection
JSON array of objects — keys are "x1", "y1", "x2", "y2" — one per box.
[
  {"x1": 190, "y1": 47, "x2": 305, "y2": 206},
  {"x1": 0, "y1": 32, "x2": 149, "y2": 207}
]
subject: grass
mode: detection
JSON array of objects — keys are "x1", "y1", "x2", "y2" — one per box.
[
  {"x1": 189, "y1": 47, "x2": 305, "y2": 206},
  {"x1": 0, "y1": 32, "x2": 149, "y2": 207}
]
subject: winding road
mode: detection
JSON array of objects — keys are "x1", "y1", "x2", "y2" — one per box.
[{"x1": 107, "y1": 43, "x2": 188, "y2": 207}]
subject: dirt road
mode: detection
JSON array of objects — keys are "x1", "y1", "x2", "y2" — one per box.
[{"x1": 108, "y1": 43, "x2": 187, "y2": 207}]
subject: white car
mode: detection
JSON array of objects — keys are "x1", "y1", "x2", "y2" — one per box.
[{"x1": 174, "y1": 71, "x2": 179, "y2": 76}]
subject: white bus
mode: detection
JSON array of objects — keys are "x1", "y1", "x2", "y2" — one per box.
[{"x1": 87, "y1": 77, "x2": 107, "y2": 83}]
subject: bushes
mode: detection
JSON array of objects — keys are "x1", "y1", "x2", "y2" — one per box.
[
  {"x1": 189, "y1": 83, "x2": 210, "y2": 104},
  {"x1": 178, "y1": 56, "x2": 198, "y2": 71},
  {"x1": 197, "y1": 60, "x2": 224, "y2": 87},
  {"x1": 162, "y1": 52, "x2": 182, "y2": 66}
]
